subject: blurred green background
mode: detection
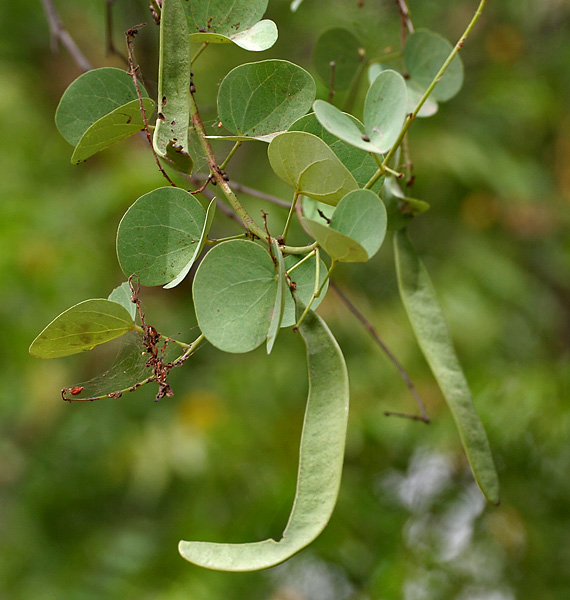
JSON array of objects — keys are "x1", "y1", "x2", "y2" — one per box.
[{"x1": 1, "y1": 0, "x2": 569, "y2": 598}]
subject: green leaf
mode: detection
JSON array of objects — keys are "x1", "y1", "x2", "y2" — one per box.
[
  {"x1": 164, "y1": 198, "x2": 216, "y2": 290},
  {"x1": 363, "y1": 69, "x2": 408, "y2": 153},
  {"x1": 186, "y1": 0, "x2": 267, "y2": 37},
  {"x1": 55, "y1": 67, "x2": 150, "y2": 146},
  {"x1": 314, "y1": 28, "x2": 364, "y2": 91},
  {"x1": 302, "y1": 218, "x2": 368, "y2": 263},
  {"x1": 116, "y1": 187, "x2": 206, "y2": 287},
  {"x1": 179, "y1": 299, "x2": 349, "y2": 571},
  {"x1": 161, "y1": 139, "x2": 194, "y2": 175},
  {"x1": 268, "y1": 131, "x2": 358, "y2": 205},
  {"x1": 394, "y1": 230, "x2": 500, "y2": 505},
  {"x1": 108, "y1": 282, "x2": 137, "y2": 320},
  {"x1": 189, "y1": 20, "x2": 278, "y2": 51},
  {"x1": 403, "y1": 29, "x2": 464, "y2": 102},
  {"x1": 192, "y1": 240, "x2": 278, "y2": 354},
  {"x1": 282, "y1": 254, "x2": 329, "y2": 327},
  {"x1": 266, "y1": 240, "x2": 286, "y2": 353},
  {"x1": 383, "y1": 176, "x2": 430, "y2": 231},
  {"x1": 217, "y1": 60, "x2": 316, "y2": 138},
  {"x1": 289, "y1": 113, "x2": 379, "y2": 188},
  {"x1": 154, "y1": 0, "x2": 192, "y2": 160},
  {"x1": 330, "y1": 189, "x2": 387, "y2": 259},
  {"x1": 70, "y1": 98, "x2": 155, "y2": 164},
  {"x1": 29, "y1": 300, "x2": 135, "y2": 359}
]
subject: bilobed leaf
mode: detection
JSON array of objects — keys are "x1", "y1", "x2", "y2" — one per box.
[
  {"x1": 29, "y1": 300, "x2": 135, "y2": 359},
  {"x1": 179, "y1": 299, "x2": 349, "y2": 571},
  {"x1": 154, "y1": 0, "x2": 192, "y2": 160},
  {"x1": 289, "y1": 113, "x2": 379, "y2": 188},
  {"x1": 282, "y1": 254, "x2": 329, "y2": 327},
  {"x1": 363, "y1": 69, "x2": 408, "y2": 153},
  {"x1": 268, "y1": 131, "x2": 358, "y2": 206},
  {"x1": 394, "y1": 230, "x2": 500, "y2": 505},
  {"x1": 404, "y1": 29, "x2": 464, "y2": 102},
  {"x1": 192, "y1": 240, "x2": 278, "y2": 353},
  {"x1": 189, "y1": 20, "x2": 278, "y2": 51},
  {"x1": 266, "y1": 240, "x2": 286, "y2": 353},
  {"x1": 116, "y1": 187, "x2": 206, "y2": 287},
  {"x1": 108, "y1": 282, "x2": 137, "y2": 320},
  {"x1": 314, "y1": 28, "x2": 364, "y2": 90},
  {"x1": 330, "y1": 189, "x2": 387, "y2": 259},
  {"x1": 164, "y1": 198, "x2": 216, "y2": 290},
  {"x1": 302, "y1": 217, "x2": 368, "y2": 263},
  {"x1": 55, "y1": 67, "x2": 150, "y2": 146},
  {"x1": 218, "y1": 60, "x2": 316, "y2": 138},
  {"x1": 71, "y1": 98, "x2": 155, "y2": 164}
]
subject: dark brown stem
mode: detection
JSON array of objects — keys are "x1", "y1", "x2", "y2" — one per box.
[
  {"x1": 41, "y1": 0, "x2": 93, "y2": 72},
  {"x1": 330, "y1": 280, "x2": 430, "y2": 423},
  {"x1": 125, "y1": 24, "x2": 176, "y2": 187}
]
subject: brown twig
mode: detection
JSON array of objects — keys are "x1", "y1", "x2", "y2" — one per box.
[
  {"x1": 394, "y1": 0, "x2": 414, "y2": 46},
  {"x1": 125, "y1": 24, "x2": 176, "y2": 187},
  {"x1": 330, "y1": 280, "x2": 430, "y2": 423},
  {"x1": 41, "y1": 0, "x2": 93, "y2": 72}
]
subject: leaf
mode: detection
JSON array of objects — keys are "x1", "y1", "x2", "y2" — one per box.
[
  {"x1": 154, "y1": 0, "x2": 192, "y2": 160},
  {"x1": 368, "y1": 64, "x2": 438, "y2": 118},
  {"x1": 161, "y1": 139, "x2": 194, "y2": 174},
  {"x1": 164, "y1": 198, "x2": 216, "y2": 290},
  {"x1": 313, "y1": 28, "x2": 364, "y2": 91},
  {"x1": 282, "y1": 254, "x2": 329, "y2": 327},
  {"x1": 289, "y1": 113, "x2": 379, "y2": 188},
  {"x1": 192, "y1": 240, "x2": 278, "y2": 354},
  {"x1": 179, "y1": 299, "x2": 349, "y2": 571},
  {"x1": 383, "y1": 176, "x2": 430, "y2": 231},
  {"x1": 189, "y1": 20, "x2": 278, "y2": 52},
  {"x1": 268, "y1": 131, "x2": 358, "y2": 206},
  {"x1": 302, "y1": 218, "x2": 368, "y2": 263},
  {"x1": 108, "y1": 282, "x2": 137, "y2": 320},
  {"x1": 217, "y1": 60, "x2": 316, "y2": 138},
  {"x1": 70, "y1": 98, "x2": 155, "y2": 164},
  {"x1": 29, "y1": 300, "x2": 135, "y2": 359},
  {"x1": 186, "y1": 0, "x2": 267, "y2": 37},
  {"x1": 363, "y1": 69, "x2": 408, "y2": 153},
  {"x1": 403, "y1": 29, "x2": 464, "y2": 102},
  {"x1": 266, "y1": 240, "x2": 286, "y2": 353},
  {"x1": 394, "y1": 230, "x2": 500, "y2": 505},
  {"x1": 116, "y1": 187, "x2": 206, "y2": 287},
  {"x1": 330, "y1": 189, "x2": 387, "y2": 259}
]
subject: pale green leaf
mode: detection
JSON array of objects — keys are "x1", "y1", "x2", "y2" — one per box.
[
  {"x1": 218, "y1": 60, "x2": 316, "y2": 137},
  {"x1": 266, "y1": 240, "x2": 286, "y2": 353},
  {"x1": 29, "y1": 300, "x2": 135, "y2": 359},
  {"x1": 268, "y1": 131, "x2": 358, "y2": 206},
  {"x1": 108, "y1": 282, "x2": 137, "y2": 320},
  {"x1": 116, "y1": 187, "x2": 206, "y2": 287},
  {"x1": 192, "y1": 240, "x2": 277, "y2": 353},
  {"x1": 154, "y1": 0, "x2": 192, "y2": 159},
  {"x1": 394, "y1": 230, "x2": 500, "y2": 505},
  {"x1": 302, "y1": 217, "x2": 368, "y2": 262},
  {"x1": 71, "y1": 98, "x2": 155, "y2": 164},
  {"x1": 186, "y1": 0, "x2": 267, "y2": 36},
  {"x1": 179, "y1": 299, "x2": 349, "y2": 571},
  {"x1": 189, "y1": 20, "x2": 278, "y2": 51}
]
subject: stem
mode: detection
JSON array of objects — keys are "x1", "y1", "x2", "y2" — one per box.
[
  {"x1": 218, "y1": 141, "x2": 242, "y2": 170},
  {"x1": 343, "y1": 50, "x2": 368, "y2": 113},
  {"x1": 281, "y1": 191, "x2": 300, "y2": 242},
  {"x1": 286, "y1": 248, "x2": 317, "y2": 275},
  {"x1": 330, "y1": 281, "x2": 429, "y2": 423},
  {"x1": 382, "y1": 0, "x2": 487, "y2": 169},
  {"x1": 206, "y1": 232, "x2": 249, "y2": 244},
  {"x1": 191, "y1": 42, "x2": 208, "y2": 65},
  {"x1": 294, "y1": 260, "x2": 336, "y2": 329},
  {"x1": 328, "y1": 61, "x2": 336, "y2": 102}
]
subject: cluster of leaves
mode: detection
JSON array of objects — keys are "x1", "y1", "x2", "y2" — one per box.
[{"x1": 29, "y1": 0, "x2": 498, "y2": 572}]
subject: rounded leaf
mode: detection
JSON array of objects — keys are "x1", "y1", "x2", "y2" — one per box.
[
  {"x1": 117, "y1": 187, "x2": 206, "y2": 287},
  {"x1": 404, "y1": 29, "x2": 464, "y2": 102},
  {"x1": 314, "y1": 28, "x2": 364, "y2": 90},
  {"x1": 218, "y1": 60, "x2": 316, "y2": 138},
  {"x1": 302, "y1": 217, "x2": 368, "y2": 263},
  {"x1": 55, "y1": 68, "x2": 148, "y2": 146},
  {"x1": 192, "y1": 240, "x2": 278, "y2": 353},
  {"x1": 330, "y1": 189, "x2": 387, "y2": 259},
  {"x1": 268, "y1": 131, "x2": 358, "y2": 205},
  {"x1": 189, "y1": 20, "x2": 278, "y2": 51},
  {"x1": 186, "y1": 0, "x2": 267, "y2": 37},
  {"x1": 108, "y1": 282, "x2": 137, "y2": 320},
  {"x1": 29, "y1": 299, "x2": 135, "y2": 359}
]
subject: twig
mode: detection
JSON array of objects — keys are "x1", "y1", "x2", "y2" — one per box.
[
  {"x1": 41, "y1": 0, "x2": 93, "y2": 72},
  {"x1": 328, "y1": 61, "x2": 336, "y2": 102},
  {"x1": 330, "y1": 280, "x2": 430, "y2": 423},
  {"x1": 105, "y1": 0, "x2": 129, "y2": 65},
  {"x1": 125, "y1": 24, "x2": 176, "y2": 187},
  {"x1": 394, "y1": 0, "x2": 414, "y2": 46}
]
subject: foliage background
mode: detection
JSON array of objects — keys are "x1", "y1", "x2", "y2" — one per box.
[{"x1": 1, "y1": 0, "x2": 569, "y2": 598}]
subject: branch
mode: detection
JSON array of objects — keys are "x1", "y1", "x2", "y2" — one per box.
[
  {"x1": 394, "y1": 0, "x2": 414, "y2": 46},
  {"x1": 41, "y1": 0, "x2": 93, "y2": 72},
  {"x1": 330, "y1": 280, "x2": 430, "y2": 423}
]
